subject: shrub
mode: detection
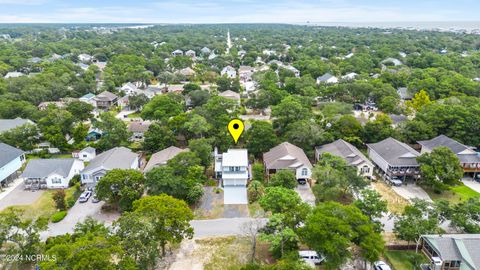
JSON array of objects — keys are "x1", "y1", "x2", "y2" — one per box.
[
  {"x1": 69, "y1": 175, "x2": 80, "y2": 187},
  {"x1": 66, "y1": 197, "x2": 76, "y2": 208},
  {"x1": 52, "y1": 189, "x2": 66, "y2": 211},
  {"x1": 51, "y1": 211, "x2": 67, "y2": 223}
]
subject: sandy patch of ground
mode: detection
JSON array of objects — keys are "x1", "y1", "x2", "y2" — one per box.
[{"x1": 371, "y1": 182, "x2": 409, "y2": 214}]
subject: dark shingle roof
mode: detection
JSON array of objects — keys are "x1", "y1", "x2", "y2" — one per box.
[
  {"x1": 367, "y1": 137, "x2": 419, "y2": 166},
  {"x1": 316, "y1": 139, "x2": 373, "y2": 167},
  {"x1": 0, "y1": 143, "x2": 24, "y2": 168},
  {"x1": 21, "y1": 159, "x2": 76, "y2": 178},
  {"x1": 418, "y1": 135, "x2": 480, "y2": 164}
]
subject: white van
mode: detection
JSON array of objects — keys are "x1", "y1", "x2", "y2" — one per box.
[{"x1": 299, "y1": 250, "x2": 324, "y2": 266}]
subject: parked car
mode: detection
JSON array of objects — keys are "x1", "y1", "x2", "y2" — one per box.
[
  {"x1": 92, "y1": 193, "x2": 100, "y2": 203},
  {"x1": 374, "y1": 261, "x2": 392, "y2": 270},
  {"x1": 387, "y1": 176, "x2": 402, "y2": 186},
  {"x1": 79, "y1": 191, "x2": 92, "y2": 203},
  {"x1": 299, "y1": 250, "x2": 324, "y2": 266},
  {"x1": 297, "y1": 179, "x2": 307, "y2": 185}
]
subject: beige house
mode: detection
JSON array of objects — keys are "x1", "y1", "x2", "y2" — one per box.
[{"x1": 315, "y1": 139, "x2": 374, "y2": 178}]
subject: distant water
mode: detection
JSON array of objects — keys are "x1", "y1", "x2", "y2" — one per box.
[{"x1": 297, "y1": 21, "x2": 480, "y2": 32}]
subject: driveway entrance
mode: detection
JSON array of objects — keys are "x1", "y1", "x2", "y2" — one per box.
[{"x1": 223, "y1": 186, "x2": 248, "y2": 204}]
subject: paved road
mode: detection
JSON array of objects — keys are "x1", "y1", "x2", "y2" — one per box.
[
  {"x1": 462, "y1": 178, "x2": 480, "y2": 193},
  {"x1": 295, "y1": 184, "x2": 316, "y2": 206}
]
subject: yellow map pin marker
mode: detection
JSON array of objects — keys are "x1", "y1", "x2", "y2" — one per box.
[{"x1": 228, "y1": 119, "x2": 244, "y2": 144}]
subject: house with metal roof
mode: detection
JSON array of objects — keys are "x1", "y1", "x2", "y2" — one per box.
[
  {"x1": 144, "y1": 146, "x2": 188, "y2": 173},
  {"x1": 21, "y1": 159, "x2": 84, "y2": 189},
  {"x1": 418, "y1": 135, "x2": 480, "y2": 177},
  {"x1": 0, "y1": 143, "x2": 25, "y2": 186},
  {"x1": 316, "y1": 73, "x2": 338, "y2": 84},
  {"x1": 316, "y1": 139, "x2": 374, "y2": 178},
  {"x1": 420, "y1": 234, "x2": 480, "y2": 270},
  {"x1": 367, "y1": 137, "x2": 421, "y2": 182},
  {"x1": 214, "y1": 148, "x2": 249, "y2": 204},
  {"x1": 80, "y1": 147, "x2": 139, "y2": 186},
  {"x1": 263, "y1": 142, "x2": 312, "y2": 181}
]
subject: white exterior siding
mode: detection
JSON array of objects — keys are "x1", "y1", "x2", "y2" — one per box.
[
  {"x1": 368, "y1": 148, "x2": 389, "y2": 173},
  {"x1": 356, "y1": 163, "x2": 374, "y2": 178},
  {"x1": 295, "y1": 166, "x2": 311, "y2": 179}
]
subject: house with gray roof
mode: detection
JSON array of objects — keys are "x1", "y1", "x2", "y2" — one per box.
[
  {"x1": 418, "y1": 135, "x2": 480, "y2": 177},
  {"x1": 21, "y1": 159, "x2": 84, "y2": 189},
  {"x1": 263, "y1": 142, "x2": 312, "y2": 181},
  {"x1": 316, "y1": 139, "x2": 374, "y2": 178},
  {"x1": 0, "y1": 118, "x2": 35, "y2": 134},
  {"x1": 0, "y1": 143, "x2": 25, "y2": 186},
  {"x1": 367, "y1": 137, "x2": 420, "y2": 181},
  {"x1": 420, "y1": 234, "x2": 480, "y2": 270},
  {"x1": 80, "y1": 147, "x2": 139, "y2": 186},
  {"x1": 316, "y1": 73, "x2": 338, "y2": 84},
  {"x1": 397, "y1": 87, "x2": 413, "y2": 100},
  {"x1": 94, "y1": 91, "x2": 118, "y2": 110},
  {"x1": 200, "y1": 47, "x2": 211, "y2": 55},
  {"x1": 144, "y1": 146, "x2": 188, "y2": 173}
]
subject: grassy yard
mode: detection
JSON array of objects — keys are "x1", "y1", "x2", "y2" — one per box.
[
  {"x1": 1, "y1": 186, "x2": 79, "y2": 220},
  {"x1": 384, "y1": 250, "x2": 429, "y2": 270},
  {"x1": 127, "y1": 112, "x2": 141, "y2": 118},
  {"x1": 248, "y1": 201, "x2": 266, "y2": 218},
  {"x1": 371, "y1": 181, "x2": 409, "y2": 214},
  {"x1": 425, "y1": 185, "x2": 480, "y2": 204}
]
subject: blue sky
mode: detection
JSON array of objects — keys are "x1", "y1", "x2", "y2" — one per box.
[{"x1": 0, "y1": 0, "x2": 479, "y2": 23}]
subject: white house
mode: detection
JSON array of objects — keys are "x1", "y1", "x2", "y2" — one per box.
[
  {"x1": 221, "y1": 66, "x2": 237, "y2": 79},
  {"x1": 285, "y1": 65, "x2": 300, "y2": 77},
  {"x1": 263, "y1": 142, "x2": 312, "y2": 181},
  {"x1": 0, "y1": 143, "x2": 25, "y2": 186},
  {"x1": 78, "y1": 53, "x2": 93, "y2": 63},
  {"x1": 80, "y1": 147, "x2": 139, "y2": 186},
  {"x1": 4, "y1": 72, "x2": 25, "y2": 79},
  {"x1": 315, "y1": 139, "x2": 374, "y2": 178},
  {"x1": 341, "y1": 72, "x2": 358, "y2": 81},
  {"x1": 185, "y1": 50, "x2": 196, "y2": 58},
  {"x1": 172, "y1": 49, "x2": 184, "y2": 57},
  {"x1": 214, "y1": 148, "x2": 249, "y2": 204},
  {"x1": 316, "y1": 73, "x2": 338, "y2": 84},
  {"x1": 21, "y1": 159, "x2": 84, "y2": 189},
  {"x1": 121, "y1": 82, "x2": 140, "y2": 96},
  {"x1": 74, "y1": 147, "x2": 96, "y2": 162}
]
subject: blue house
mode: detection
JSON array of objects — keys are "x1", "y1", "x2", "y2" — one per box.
[{"x1": 0, "y1": 143, "x2": 25, "y2": 187}]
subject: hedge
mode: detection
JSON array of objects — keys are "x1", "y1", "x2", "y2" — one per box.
[{"x1": 51, "y1": 211, "x2": 67, "y2": 223}]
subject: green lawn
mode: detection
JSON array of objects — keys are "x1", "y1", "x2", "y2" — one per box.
[
  {"x1": 426, "y1": 185, "x2": 480, "y2": 204},
  {"x1": 384, "y1": 250, "x2": 429, "y2": 270},
  {"x1": 127, "y1": 112, "x2": 141, "y2": 118}
]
